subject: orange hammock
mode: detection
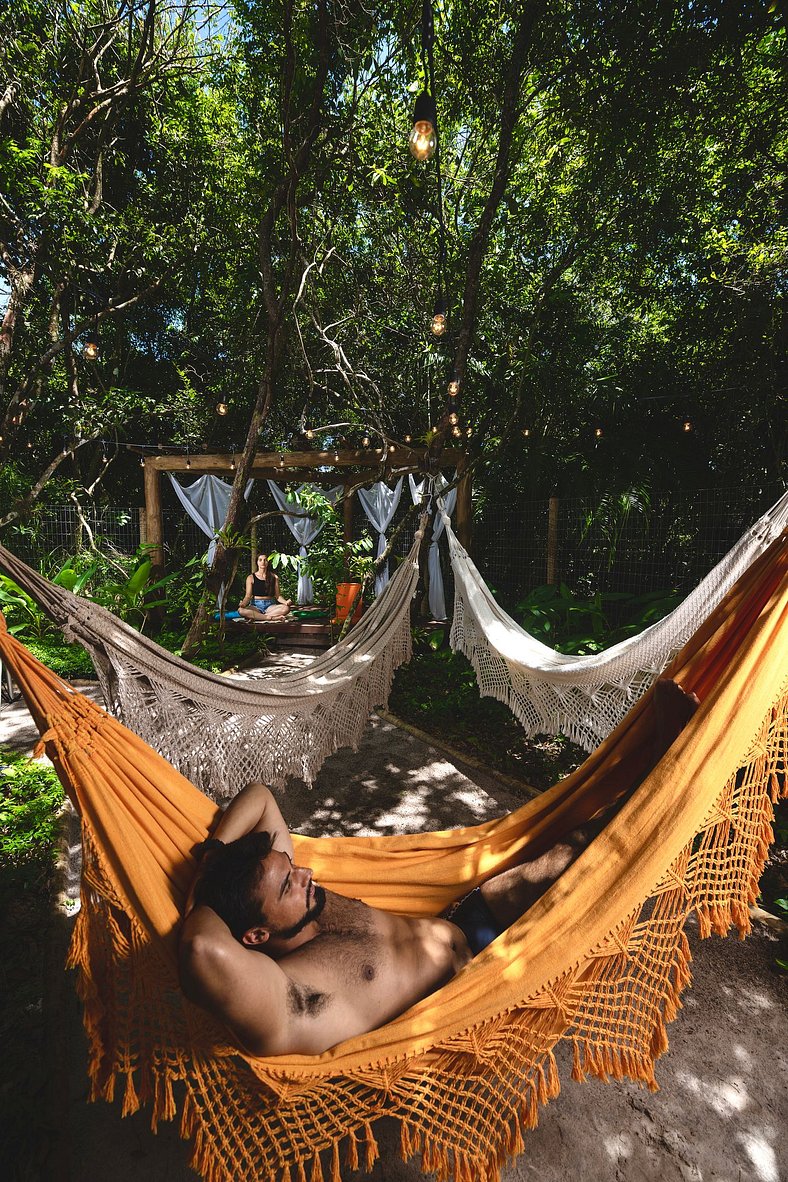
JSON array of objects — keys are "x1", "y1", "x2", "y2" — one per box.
[{"x1": 0, "y1": 530, "x2": 786, "y2": 1182}]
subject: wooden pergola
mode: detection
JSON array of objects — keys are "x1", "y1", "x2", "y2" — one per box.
[{"x1": 142, "y1": 447, "x2": 472, "y2": 574}]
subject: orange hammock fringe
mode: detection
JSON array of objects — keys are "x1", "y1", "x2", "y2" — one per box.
[{"x1": 0, "y1": 529, "x2": 786, "y2": 1182}]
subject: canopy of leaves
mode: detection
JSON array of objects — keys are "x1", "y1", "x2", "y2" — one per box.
[{"x1": 1, "y1": 0, "x2": 785, "y2": 525}]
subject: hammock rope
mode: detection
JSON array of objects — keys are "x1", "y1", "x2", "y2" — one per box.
[
  {"x1": 445, "y1": 490, "x2": 788, "y2": 750},
  {"x1": 0, "y1": 527, "x2": 785, "y2": 1182},
  {"x1": 0, "y1": 520, "x2": 426, "y2": 799}
]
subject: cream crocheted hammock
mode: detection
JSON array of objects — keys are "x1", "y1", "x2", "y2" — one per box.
[
  {"x1": 0, "y1": 524, "x2": 425, "y2": 800},
  {"x1": 446, "y1": 490, "x2": 788, "y2": 750},
  {"x1": 0, "y1": 530, "x2": 785, "y2": 1182}
]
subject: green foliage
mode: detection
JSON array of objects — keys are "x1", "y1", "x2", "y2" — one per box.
[
  {"x1": 269, "y1": 488, "x2": 374, "y2": 607},
  {"x1": 0, "y1": 748, "x2": 64, "y2": 887},
  {"x1": 515, "y1": 584, "x2": 682, "y2": 655},
  {"x1": 24, "y1": 637, "x2": 96, "y2": 680}
]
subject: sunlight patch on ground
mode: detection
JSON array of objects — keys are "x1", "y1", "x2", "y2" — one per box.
[
  {"x1": 675, "y1": 1069, "x2": 751, "y2": 1117},
  {"x1": 719, "y1": 982, "x2": 773, "y2": 1013},
  {"x1": 736, "y1": 1128, "x2": 779, "y2": 1182},
  {"x1": 602, "y1": 1132, "x2": 634, "y2": 1161}
]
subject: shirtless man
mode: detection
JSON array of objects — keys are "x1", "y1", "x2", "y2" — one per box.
[{"x1": 179, "y1": 680, "x2": 699, "y2": 1058}]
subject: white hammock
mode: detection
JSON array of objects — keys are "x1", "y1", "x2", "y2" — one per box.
[
  {"x1": 0, "y1": 525, "x2": 424, "y2": 799},
  {"x1": 445, "y1": 491, "x2": 788, "y2": 751}
]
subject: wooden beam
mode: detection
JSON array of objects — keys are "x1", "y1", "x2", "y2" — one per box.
[
  {"x1": 143, "y1": 458, "x2": 164, "y2": 577},
  {"x1": 147, "y1": 448, "x2": 467, "y2": 473}
]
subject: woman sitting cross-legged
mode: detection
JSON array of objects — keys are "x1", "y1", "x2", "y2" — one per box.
[{"x1": 238, "y1": 553, "x2": 293, "y2": 621}]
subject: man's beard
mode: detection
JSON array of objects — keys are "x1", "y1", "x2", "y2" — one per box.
[{"x1": 272, "y1": 883, "x2": 327, "y2": 942}]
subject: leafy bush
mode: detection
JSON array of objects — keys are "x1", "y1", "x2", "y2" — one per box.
[
  {"x1": 515, "y1": 583, "x2": 682, "y2": 655},
  {"x1": 0, "y1": 748, "x2": 64, "y2": 890}
]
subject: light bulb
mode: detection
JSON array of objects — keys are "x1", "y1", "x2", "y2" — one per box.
[
  {"x1": 683, "y1": 419, "x2": 693, "y2": 433},
  {"x1": 279, "y1": 454, "x2": 285, "y2": 466},
  {"x1": 305, "y1": 428, "x2": 314, "y2": 440},
  {"x1": 408, "y1": 93, "x2": 437, "y2": 162},
  {"x1": 594, "y1": 426, "x2": 603, "y2": 438},
  {"x1": 447, "y1": 379, "x2": 460, "y2": 397},
  {"x1": 216, "y1": 402, "x2": 228, "y2": 416},
  {"x1": 404, "y1": 434, "x2": 411, "y2": 443},
  {"x1": 140, "y1": 456, "x2": 145, "y2": 466},
  {"x1": 230, "y1": 455, "x2": 236, "y2": 470},
  {"x1": 27, "y1": 440, "x2": 33, "y2": 448},
  {"x1": 452, "y1": 425, "x2": 461, "y2": 438},
  {"x1": 83, "y1": 333, "x2": 99, "y2": 361},
  {"x1": 465, "y1": 426, "x2": 472, "y2": 438},
  {"x1": 448, "y1": 411, "x2": 458, "y2": 425},
  {"x1": 430, "y1": 312, "x2": 446, "y2": 336},
  {"x1": 362, "y1": 436, "x2": 370, "y2": 447},
  {"x1": 186, "y1": 457, "x2": 191, "y2": 469},
  {"x1": 522, "y1": 428, "x2": 530, "y2": 438}
]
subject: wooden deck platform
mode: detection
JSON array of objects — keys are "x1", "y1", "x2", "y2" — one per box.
[{"x1": 225, "y1": 616, "x2": 334, "y2": 648}]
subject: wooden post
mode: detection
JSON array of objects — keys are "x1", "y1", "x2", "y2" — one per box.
[
  {"x1": 250, "y1": 520, "x2": 258, "y2": 571},
  {"x1": 138, "y1": 507, "x2": 148, "y2": 547},
  {"x1": 143, "y1": 458, "x2": 164, "y2": 578},
  {"x1": 546, "y1": 493, "x2": 559, "y2": 585},
  {"x1": 455, "y1": 455, "x2": 473, "y2": 551}
]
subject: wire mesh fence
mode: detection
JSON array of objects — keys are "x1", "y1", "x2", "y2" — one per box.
[{"x1": 2, "y1": 485, "x2": 779, "y2": 618}]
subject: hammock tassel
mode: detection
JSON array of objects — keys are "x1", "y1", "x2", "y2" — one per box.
[
  {"x1": 121, "y1": 1068, "x2": 140, "y2": 1117},
  {"x1": 329, "y1": 1138, "x2": 341, "y2": 1182},
  {"x1": 362, "y1": 1120, "x2": 379, "y2": 1171},
  {"x1": 344, "y1": 1127, "x2": 359, "y2": 1171},
  {"x1": 571, "y1": 1038, "x2": 586, "y2": 1083},
  {"x1": 309, "y1": 1149, "x2": 324, "y2": 1182}
]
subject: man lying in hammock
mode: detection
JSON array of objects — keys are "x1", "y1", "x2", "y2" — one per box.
[{"x1": 180, "y1": 679, "x2": 699, "y2": 1058}]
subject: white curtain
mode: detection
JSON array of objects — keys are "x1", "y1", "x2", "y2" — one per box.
[
  {"x1": 409, "y1": 473, "x2": 457, "y2": 621},
  {"x1": 267, "y1": 482, "x2": 343, "y2": 605},
  {"x1": 168, "y1": 474, "x2": 253, "y2": 565},
  {"x1": 357, "y1": 478, "x2": 404, "y2": 598}
]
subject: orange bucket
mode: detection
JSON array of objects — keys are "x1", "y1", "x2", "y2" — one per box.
[{"x1": 333, "y1": 582, "x2": 363, "y2": 625}]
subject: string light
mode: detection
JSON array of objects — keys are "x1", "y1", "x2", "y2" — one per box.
[
  {"x1": 279, "y1": 454, "x2": 285, "y2": 466},
  {"x1": 404, "y1": 434, "x2": 412, "y2": 443},
  {"x1": 186, "y1": 454, "x2": 191, "y2": 469},
  {"x1": 230, "y1": 454, "x2": 236, "y2": 470},
  {"x1": 465, "y1": 426, "x2": 472, "y2": 438},
  {"x1": 451, "y1": 425, "x2": 461, "y2": 438},
  {"x1": 140, "y1": 455, "x2": 145, "y2": 466},
  {"x1": 216, "y1": 402, "x2": 228, "y2": 416},
  {"x1": 683, "y1": 419, "x2": 693, "y2": 433},
  {"x1": 305, "y1": 428, "x2": 314, "y2": 440},
  {"x1": 448, "y1": 411, "x2": 458, "y2": 426},
  {"x1": 408, "y1": 93, "x2": 437, "y2": 162},
  {"x1": 522, "y1": 428, "x2": 530, "y2": 438},
  {"x1": 362, "y1": 435, "x2": 370, "y2": 448},
  {"x1": 447, "y1": 378, "x2": 460, "y2": 397},
  {"x1": 83, "y1": 332, "x2": 99, "y2": 361},
  {"x1": 594, "y1": 426, "x2": 603, "y2": 439},
  {"x1": 430, "y1": 295, "x2": 447, "y2": 336}
]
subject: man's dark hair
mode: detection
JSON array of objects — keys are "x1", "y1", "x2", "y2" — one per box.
[{"x1": 193, "y1": 830, "x2": 274, "y2": 940}]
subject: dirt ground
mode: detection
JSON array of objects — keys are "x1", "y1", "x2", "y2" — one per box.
[{"x1": 2, "y1": 657, "x2": 786, "y2": 1182}]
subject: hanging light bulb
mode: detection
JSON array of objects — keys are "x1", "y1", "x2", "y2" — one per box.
[
  {"x1": 279, "y1": 454, "x2": 285, "y2": 466},
  {"x1": 408, "y1": 92, "x2": 437, "y2": 162},
  {"x1": 305, "y1": 428, "x2": 314, "y2": 440},
  {"x1": 230, "y1": 454, "x2": 236, "y2": 470},
  {"x1": 83, "y1": 331, "x2": 99, "y2": 361},
  {"x1": 451, "y1": 425, "x2": 461, "y2": 438},
  {"x1": 140, "y1": 455, "x2": 145, "y2": 466},
  {"x1": 362, "y1": 435, "x2": 370, "y2": 448},
  {"x1": 682, "y1": 419, "x2": 693, "y2": 433},
  {"x1": 465, "y1": 426, "x2": 472, "y2": 438},
  {"x1": 216, "y1": 401, "x2": 228, "y2": 416},
  {"x1": 594, "y1": 426, "x2": 603, "y2": 439},
  {"x1": 334, "y1": 452, "x2": 340, "y2": 462},
  {"x1": 404, "y1": 434, "x2": 412, "y2": 444},
  {"x1": 27, "y1": 439, "x2": 33, "y2": 448},
  {"x1": 448, "y1": 411, "x2": 458, "y2": 425},
  {"x1": 522, "y1": 427, "x2": 530, "y2": 438},
  {"x1": 186, "y1": 455, "x2": 191, "y2": 469},
  {"x1": 430, "y1": 294, "x2": 447, "y2": 337},
  {"x1": 447, "y1": 377, "x2": 460, "y2": 397}
]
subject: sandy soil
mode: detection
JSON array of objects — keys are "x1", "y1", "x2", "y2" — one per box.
[{"x1": 2, "y1": 660, "x2": 786, "y2": 1182}]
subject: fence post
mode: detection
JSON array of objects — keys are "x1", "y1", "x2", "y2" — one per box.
[
  {"x1": 138, "y1": 507, "x2": 148, "y2": 547},
  {"x1": 546, "y1": 493, "x2": 559, "y2": 585}
]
